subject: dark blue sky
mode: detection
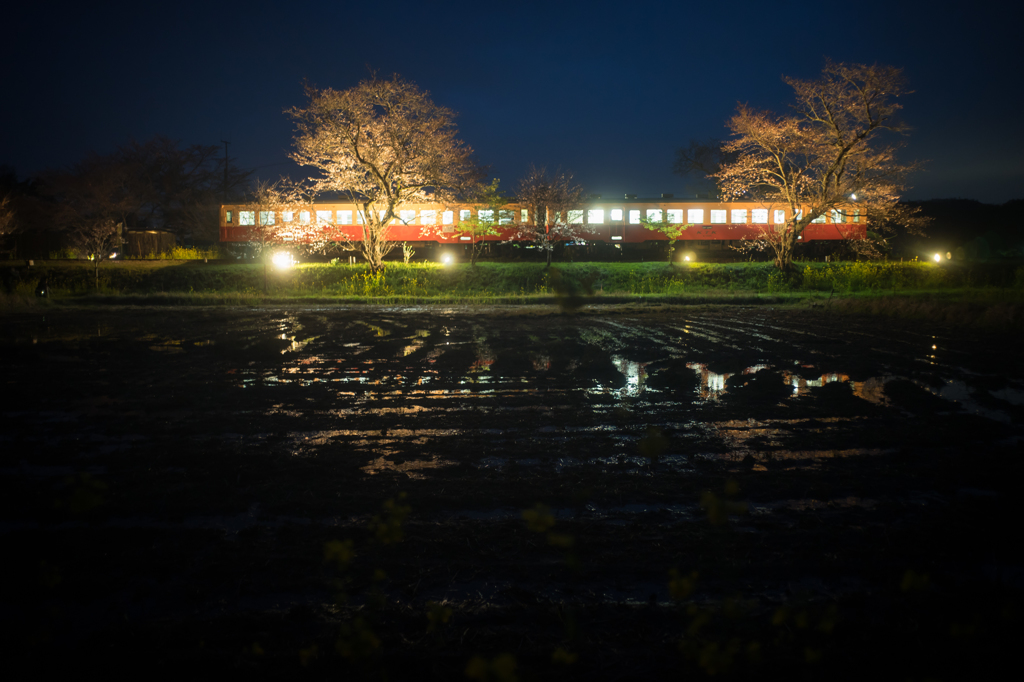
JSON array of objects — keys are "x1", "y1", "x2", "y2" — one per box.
[{"x1": 3, "y1": 0, "x2": 1020, "y2": 203}]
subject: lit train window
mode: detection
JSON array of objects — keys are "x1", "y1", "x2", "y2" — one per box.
[
  {"x1": 774, "y1": 209, "x2": 786, "y2": 224},
  {"x1": 460, "y1": 210, "x2": 471, "y2": 222},
  {"x1": 568, "y1": 210, "x2": 584, "y2": 224},
  {"x1": 687, "y1": 209, "x2": 703, "y2": 223},
  {"x1": 752, "y1": 208, "x2": 768, "y2": 223},
  {"x1": 588, "y1": 209, "x2": 604, "y2": 224},
  {"x1": 710, "y1": 210, "x2": 726, "y2": 224},
  {"x1": 283, "y1": 211, "x2": 293, "y2": 223},
  {"x1": 667, "y1": 209, "x2": 683, "y2": 223},
  {"x1": 239, "y1": 211, "x2": 254, "y2": 226},
  {"x1": 421, "y1": 210, "x2": 436, "y2": 225},
  {"x1": 478, "y1": 209, "x2": 494, "y2": 222},
  {"x1": 646, "y1": 209, "x2": 662, "y2": 222},
  {"x1": 852, "y1": 209, "x2": 860, "y2": 223},
  {"x1": 832, "y1": 209, "x2": 844, "y2": 223},
  {"x1": 226, "y1": 211, "x2": 233, "y2": 224},
  {"x1": 611, "y1": 208, "x2": 623, "y2": 221},
  {"x1": 521, "y1": 209, "x2": 529, "y2": 223},
  {"x1": 629, "y1": 210, "x2": 640, "y2": 224},
  {"x1": 259, "y1": 211, "x2": 275, "y2": 225},
  {"x1": 337, "y1": 210, "x2": 352, "y2": 224},
  {"x1": 731, "y1": 209, "x2": 747, "y2": 224},
  {"x1": 318, "y1": 210, "x2": 332, "y2": 223},
  {"x1": 499, "y1": 210, "x2": 514, "y2": 225},
  {"x1": 443, "y1": 211, "x2": 454, "y2": 225},
  {"x1": 812, "y1": 212, "x2": 826, "y2": 223},
  {"x1": 299, "y1": 211, "x2": 310, "y2": 224},
  {"x1": 400, "y1": 210, "x2": 416, "y2": 224}
]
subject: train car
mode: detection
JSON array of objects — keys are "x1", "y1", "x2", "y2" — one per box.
[{"x1": 219, "y1": 195, "x2": 866, "y2": 247}]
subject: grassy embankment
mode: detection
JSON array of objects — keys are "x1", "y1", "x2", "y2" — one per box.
[{"x1": 2, "y1": 259, "x2": 1023, "y2": 327}]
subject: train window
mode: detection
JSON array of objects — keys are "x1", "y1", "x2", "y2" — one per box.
[
  {"x1": 259, "y1": 211, "x2": 275, "y2": 226},
  {"x1": 831, "y1": 209, "x2": 844, "y2": 223},
  {"x1": 337, "y1": 210, "x2": 352, "y2": 224},
  {"x1": 568, "y1": 210, "x2": 584, "y2": 224},
  {"x1": 282, "y1": 211, "x2": 293, "y2": 223},
  {"x1": 629, "y1": 210, "x2": 640, "y2": 224},
  {"x1": 752, "y1": 208, "x2": 768, "y2": 223},
  {"x1": 710, "y1": 210, "x2": 726, "y2": 224},
  {"x1": 611, "y1": 208, "x2": 623, "y2": 221},
  {"x1": 794, "y1": 210, "x2": 803, "y2": 221},
  {"x1": 687, "y1": 209, "x2": 703, "y2": 223},
  {"x1": 588, "y1": 209, "x2": 604, "y2": 224},
  {"x1": 478, "y1": 209, "x2": 494, "y2": 222},
  {"x1": 774, "y1": 209, "x2": 786, "y2": 224},
  {"x1": 319, "y1": 210, "x2": 333, "y2": 224},
  {"x1": 399, "y1": 210, "x2": 416, "y2": 224},
  {"x1": 667, "y1": 209, "x2": 683, "y2": 223},
  {"x1": 731, "y1": 209, "x2": 747, "y2": 224},
  {"x1": 226, "y1": 211, "x2": 233, "y2": 224},
  {"x1": 421, "y1": 210, "x2": 436, "y2": 225},
  {"x1": 499, "y1": 210, "x2": 514, "y2": 225},
  {"x1": 460, "y1": 210, "x2": 471, "y2": 222},
  {"x1": 299, "y1": 211, "x2": 310, "y2": 224},
  {"x1": 442, "y1": 211, "x2": 454, "y2": 225},
  {"x1": 239, "y1": 211, "x2": 254, "y2": 226},
  {"x1": 812, "y1": 212, "x2": 826, "y2": 223},
  {"x1": 521, "y1": 209, "x2": 529, "y2": 223},
  {"x1": 852, "y1": 209, "x2": 860, "y2": 223},
  {"x1": 646, "y1": 209, "x2": 662, "y2": 222}
]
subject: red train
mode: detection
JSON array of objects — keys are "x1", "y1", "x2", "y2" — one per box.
[{"x1": 219, "y1": 195, "x2": 866, "y2": 248}]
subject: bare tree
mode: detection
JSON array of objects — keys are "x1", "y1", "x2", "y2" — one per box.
[
  {"x1": 288, "y1": 74, "x2": 480, "y2": 272},
  {"x1": 512, "y1": 166, "x2": 586, "y2": 267},
  {"x1": 672, "y1": 138, "x2": 734, "y2": 198},
  {"x1": 41, "y1": 154, "x2": 141, "y2": 288},
  {"x1": 0, "y1": 194, "x2": 15, "y2": 257},
  {"x1": 113, "y1": 136, "x2": 251, "y2": 242},
  {"x1": 714, "y1": 60, "x2": 924, "y2": 270}
]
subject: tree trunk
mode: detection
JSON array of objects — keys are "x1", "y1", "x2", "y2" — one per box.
[{"x1": 774, "y1": 230, "x2": 798, "y2": 272}]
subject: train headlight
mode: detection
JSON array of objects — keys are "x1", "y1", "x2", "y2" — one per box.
[
  {"x1": 933, "y1": 253, "x2": 942, "y2": 263},
  {"x1": 441, "y1": 254, "x2": 452, "y2": 266},
  {"x1": 272, "y1": 251, "x2": 294, "y2": 269}
]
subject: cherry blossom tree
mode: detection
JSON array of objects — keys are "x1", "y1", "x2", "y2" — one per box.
[
  {"x1": 288, "y1": 74, "x2": 480, "y2": 272},
  {"x1": 714, "y1": 60, "x2": 923, "y2": 270},
  {"x1": 511, "y1": 166, "x2": 586, "y2": 267}
]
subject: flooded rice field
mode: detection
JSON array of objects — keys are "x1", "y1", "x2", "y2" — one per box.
[{"x1": 2, "y1": 305, "x2": 1022, "y2": 679}]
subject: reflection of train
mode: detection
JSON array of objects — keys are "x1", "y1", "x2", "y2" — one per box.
[{"x1": 219, "y1": 195, "x2": 866, "y2": 249}]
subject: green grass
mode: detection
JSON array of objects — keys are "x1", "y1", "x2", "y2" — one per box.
[{"x1": 2, "y1": 260, "x2": 1023, "y2": 328}]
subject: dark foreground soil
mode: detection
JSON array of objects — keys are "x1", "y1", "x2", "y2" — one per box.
[{"x1": 2, "y1": 304, "x2": 1022, "y2": 680}]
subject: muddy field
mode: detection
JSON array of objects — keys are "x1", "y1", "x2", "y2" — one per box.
[{"x1": 1, "y1": 304, "x2": 1022, "y2": 679}]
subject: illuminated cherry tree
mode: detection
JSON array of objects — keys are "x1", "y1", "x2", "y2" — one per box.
[
  {"x1": 511, "y1": 166, "x2": 586, "y2": 267},
  {"x1": 288, "y1": 74, "x2": 479, "y2": 272},
  {"x1": 714, "y1": 60, "x2": 923, "y2": 270}
]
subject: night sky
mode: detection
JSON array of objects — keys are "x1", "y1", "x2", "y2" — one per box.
[{"x1": 4, "y1": 0, "x2": 1020, "y2": 204}]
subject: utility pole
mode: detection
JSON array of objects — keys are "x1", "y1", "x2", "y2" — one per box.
[{"x1": 221, "y1": 140, "x2": 230, "y2": 204}]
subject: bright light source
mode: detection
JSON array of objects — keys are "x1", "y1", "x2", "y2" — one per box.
[
  {"x1": 684, "y1": 255, "x2": 691, "y2": 262},
  {"x1": 933, "y1": 253, "x2": 942, "y2": 263},
  {"x1": 272, "y1": 251, "x2": 294, "y2": 269},
  {"x1": 850, "y1": 193, "x2": 857, "y2": 200},
  {"x1": 441, "y1": 254, "x2": 452, "y2": 265}
]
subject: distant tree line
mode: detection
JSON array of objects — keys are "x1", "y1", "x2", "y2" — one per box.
[{"x1": 0, "y1": 136, "x2": 251, "y2": 260}]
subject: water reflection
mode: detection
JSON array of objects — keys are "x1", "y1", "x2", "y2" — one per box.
[{"x1": 611, "y1": 356, "x2": 647, "y2": 397}]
